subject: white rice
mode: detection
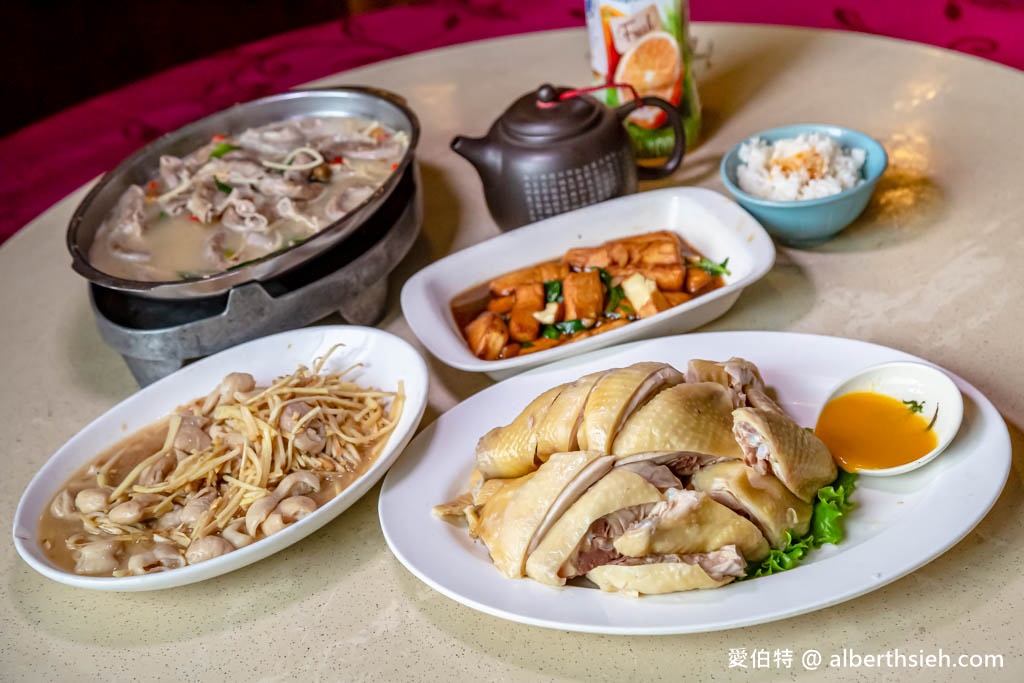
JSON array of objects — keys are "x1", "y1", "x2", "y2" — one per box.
[{"x1": 736, "y1": 133, "x2": 866, "y2": 201}]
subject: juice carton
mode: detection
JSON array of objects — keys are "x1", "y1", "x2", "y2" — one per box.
[{"x1": 585, "y1": 0, "x2": 701, "y2": 160}]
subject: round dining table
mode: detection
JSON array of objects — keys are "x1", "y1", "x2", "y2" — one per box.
[{"x1": 2, "y1": 24, "x2": 1022, "y2": 681}]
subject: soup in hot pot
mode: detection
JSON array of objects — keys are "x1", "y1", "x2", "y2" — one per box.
[{"x1": 88, "y1": 116, "x2": 408, "y2": 282}]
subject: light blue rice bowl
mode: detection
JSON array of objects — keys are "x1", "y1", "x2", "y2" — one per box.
[{"x1": 720, "y1": 124, "x2": 888, "y2": 248}]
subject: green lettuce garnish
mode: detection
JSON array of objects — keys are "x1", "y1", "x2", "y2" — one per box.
[
  {"x1": 743, "y1": 469, "x2": 858, "y2": 579},
  {"x1": 810, "y1": 469, "x2": 858, "y2": 545}
]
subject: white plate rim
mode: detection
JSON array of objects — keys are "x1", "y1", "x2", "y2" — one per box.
[
  {"x1": 13, "y1": 325, "x2": 428, "y2": 592},
  {"x1": 400, "y1": 187, "x2": 775, "y2": 373},
  {"x1": 378, "y1": 331, "x2": 1010, "y2": 635}
]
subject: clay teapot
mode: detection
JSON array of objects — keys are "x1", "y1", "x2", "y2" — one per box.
[{"x1": 451, "y1": 83, "x2": 685, "y2": 231}]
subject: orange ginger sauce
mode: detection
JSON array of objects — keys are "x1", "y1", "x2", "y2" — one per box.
[{"x1": 815, "y1": 391, "x2": 937, "y2": 472}]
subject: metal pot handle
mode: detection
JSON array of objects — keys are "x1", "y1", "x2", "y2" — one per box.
[{"x1": 615, "y1": 96, "x2": 686, "y2": 180}]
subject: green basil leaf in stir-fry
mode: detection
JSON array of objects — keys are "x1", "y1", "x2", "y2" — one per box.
[
  {"x1": 540, "y1": 325, "x2": 560, "y2": 340},
  {"x1": 214, "y1": 179, "x2": 233, "y2": 194},
  {"x1": 592, "y1": 267, "x2": 614, "y2": 291},
  {"x1": 554, "y1": 319, "x2": 587, "y2": 335},
  {"x1": 544, "y1": 280, "x2": 564, "y2": 303},
  {"x1": 692, "y1": 257, "x2": 731, "y2": 277},
  {"x1": 605, "y1": 284, "x2": 626, "y2": 313}
]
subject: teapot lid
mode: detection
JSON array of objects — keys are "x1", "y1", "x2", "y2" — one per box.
[{"x1": 499, "y1": 84, "x2": 601, "y2": 143}]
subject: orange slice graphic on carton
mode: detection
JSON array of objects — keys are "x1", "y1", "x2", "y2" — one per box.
[{"x1": 614, "y1": 31, "x2": 683, "y2": 129}]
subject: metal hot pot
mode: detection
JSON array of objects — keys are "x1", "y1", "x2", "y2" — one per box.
[
  {"x1": 64, "y1": 88, "x2": 423, "y2": 385},
  {"x1": 67, "y1": 87, "x2": 420, "y2": 300}
]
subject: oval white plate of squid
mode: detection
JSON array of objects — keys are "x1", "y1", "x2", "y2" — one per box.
[
  {"x1": 13, "y1": 326, "x2": 428, "y2": 591},
  {"x1": 378, "y1": 331, "x2": 1010, "y2": 635}
]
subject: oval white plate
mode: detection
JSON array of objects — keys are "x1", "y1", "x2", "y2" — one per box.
[
  {"x1": 401, "y1": 187, "x2": 775, "y2": 377},
  {"x1": 13, "y1": 326, "x2": 428, "y2": 591},
  {"x1": 378, "y1": 331, "x2": 1010, "y2": 635}
]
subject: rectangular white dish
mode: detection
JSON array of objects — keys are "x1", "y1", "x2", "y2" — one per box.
[{"x1": 401, "y1": 187, "x2": 775, "y2": 376}]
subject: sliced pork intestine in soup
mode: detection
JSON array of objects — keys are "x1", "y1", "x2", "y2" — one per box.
[{"x1": 88, "y1": 116, "x2": 407, "y2": 282}]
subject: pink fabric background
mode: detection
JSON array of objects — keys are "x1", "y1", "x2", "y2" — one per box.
[{"x1": 2, "y1": 0, "x2": 1022, "y2": 244}]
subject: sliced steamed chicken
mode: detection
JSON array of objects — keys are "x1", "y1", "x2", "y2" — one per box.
[
  {"x1": 691, "y1": 460, "x2": 812, "y2": 548},
  {"x1": 578, "y1": 362, "x2": 684, "y2": 453},
  {"x1": 533, "y1": 370, "x2": 609, "y2": 457},
  {"x1": 431, "y1": 491, "x2": 477, "y2": 529},
  {"x1": 586, "y1": 547, "x2": 747, "y2": 596},
  {"x1": 613, "y1": 454, "x2": 684, "y2": 491},
  {"x1": 479, "y1": 451, "x2": 616, "y2": 579},
  {"x1": 437, "y1": 355, "x2": 843, "y2": 597},
  {"x1": 614, "y1": 450, "x2": 729, "y2": 483},
  {"x1": 611, "y1": 382, "x2": 743, "y2": 459},
  {"x1": 475, "y1": 383, "x2": 565, "y2": 479},
  {"x1": 732, "y1": 407, "x2": 837, "y2": 503},
  {"x1": 525, "y1": 469, "x2": 663, "y2": 586},
  {"x1": 474, "y1": 472, "x2": 536, "y2": 548},
  {"x1": 612, "y1": 489, "x2": 769, "y2": 563},
  {"x1": 686, "y1": 357, "x2": 766, "y2": 408}
]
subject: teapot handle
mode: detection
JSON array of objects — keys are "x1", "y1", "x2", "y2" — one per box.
[{"x1": 615, "y1": 96, "x2": 686, "y2": 180}]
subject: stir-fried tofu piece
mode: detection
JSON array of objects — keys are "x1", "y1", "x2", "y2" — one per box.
[
  {"x1": 573, "y1": 318, "x2": 629, "y2": 340},
  {"x1": 508, "y1": 283, "x2": 545, "y2": 342},
  {"x1": 489, "y1": 262, "x2": 569, "y2": 297},
  {"x1": 464, "y1": 312, "x2": 509, "y2": 360},
  {"x1": 611, "y1": 232, "x2": 683, "y2": 266},
  {"x1": 563, "y1": 246, "x2": 614, "y2": 270},
  {"x1": 621, "y1": 273, "x2": 671, "y2": 319},
  {"x1": 563, "y1": 270, "x2": 605, "y2": 322},
  {"x1": 685, "y1": 267, "x2": 715, "y2": 295},
  {"x1": 487, "y1": 295, "x2": 515, "y2": 314},
  {"x1": 518, "y1": 337, "x2": 562, "y2": 355},
  {"x1": 664, "y1": 291, "x2": 693, "y2": 307},
  {"x1": 562, "y1": 232, "x2": 683, "y2": 271},
  {"x1": 636, "y1": 237, "x2": 683, "y2": 267},
  {"x1": 607, "y1": 264, "x2": 685, "y2": 292}
]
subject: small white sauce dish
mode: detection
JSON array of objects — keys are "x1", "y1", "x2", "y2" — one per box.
[
  {"x1": 821, "y1": 361, "x2": 964, "y2": 477},
  {"x1": 401, "y1": 187, "x2": 775, "y2": 378},
  {"x1": 12, "y1": 326, "x2": 428, "y2": 591}
]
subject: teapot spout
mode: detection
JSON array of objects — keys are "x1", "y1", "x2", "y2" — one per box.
[{"x1": 451, "y1": 134, "x2": 499, "y2": 180}]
